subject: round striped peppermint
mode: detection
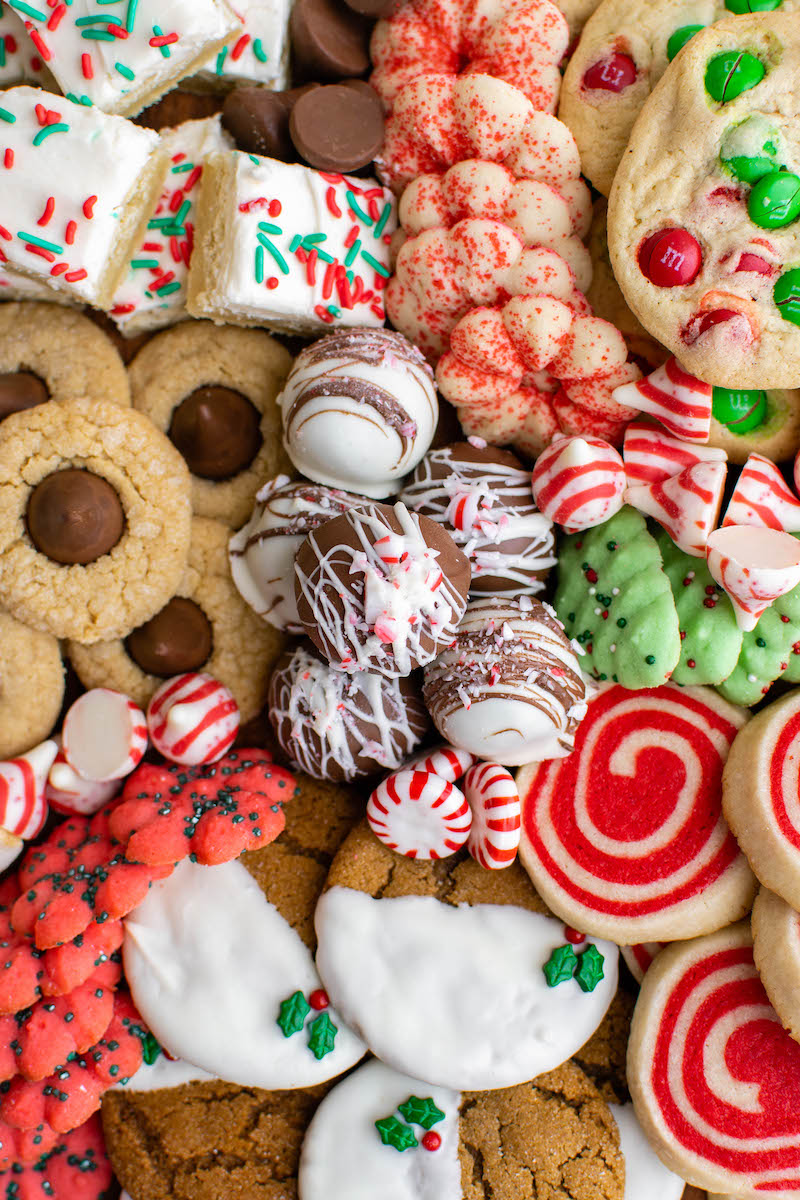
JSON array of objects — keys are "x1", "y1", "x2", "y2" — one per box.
[
  {"x1": 146, "y1": 673, "x2": 240, "y2": 766},
  {"x1": 367, "y1": 768, "x2": 472, "y2": 859},
  {"x1": 464, "y1": 761, "x2": 521, "y2": 869},
  {"x1": 404, "y1": 744, "x2": 477, "y2": 784}
]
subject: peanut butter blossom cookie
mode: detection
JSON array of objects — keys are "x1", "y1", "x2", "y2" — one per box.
[
  {"x1": 608, "y1": 15, "x2": 800, "y2": 389},
  {"x1": 0, "y1": 396, "x2": 192, "y2": 644},
  {"x1": 0, "y1": 611, "x2": 63, "y2": 760}
]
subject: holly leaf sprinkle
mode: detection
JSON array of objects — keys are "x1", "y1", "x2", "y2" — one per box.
[
  {"x1": 307, "y1": 1010, "x2": 337, "y2": 1059},
  {"x1": 543, "y1": 944, "x2": 578, "y2": 987},
  {"x1": 277, "y1": 990, "x2": 310, "y2": 1038},
  {"x1": 575, "y1": 944, "x2": 605, "y2": 993},
  {"x1": 141, "y1": 1032, "x2": 163, "y2": 1066},
  {"x1": 398, "y1": 1096, "x2": 445, "y2": 1130},
  {"x1": 375, "y1": 1116, "x2": 419, "y2": 1151}
]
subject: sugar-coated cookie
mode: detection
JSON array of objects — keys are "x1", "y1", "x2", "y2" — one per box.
[
  {"x1": 608, "y1": 16, "x2": 800, "y2": 389},
  {"x1": 628, "y1": 922, "x2": 800, "y2": 1198},
  {"x1": 752, "y1": 885, "x2": 800, "y2": 1046},
  {"x1": 128, "y1": 321, "x2": 293, "y2": 527},
  {"x1": 518, "y1": 682, "x2": 756, "y2": 943},
  {"x1": 315, "y1": 820, "x2": 618, "y2": 1091},
  {"x1": 299, "y1": 1057, "x2": 625, "y2": 1200},
  {"x1": 723, "y1": 689, "x2": 800, "y2": 909}
]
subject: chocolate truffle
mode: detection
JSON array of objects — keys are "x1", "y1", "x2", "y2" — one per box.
[
  {"x1": 228, "y1": 475, "x2": 361, "y2": 634},
  {"x1": 294, "y1": 501, "x2": 470, "y2": 677},
  {"x1": 268, "y1": 642, "x2": 429, "y2": 781},
  {"x1": 26, "y1": 469, "x2": 124, "y2": 565},
  {"x1": 278, "y1": 329, "x2": 438, "y2": 498},
  {"x1": 423, "y1": 596, "x2": 588, "y2": 766},
  {"x1": 399, "y1": 441, "x2": 557, "y2": 595}
]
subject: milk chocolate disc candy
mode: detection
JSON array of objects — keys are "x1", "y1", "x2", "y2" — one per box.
[
  {"x1": 26, "y1": 470, "x2": 125, "y2": 566},
  {"x1": 289, "y1": 84, "x2": 384, "y2": 172},
  {"x1": 222, "y1": 85, "x2": 320, "y2": 161},
  {"x1": 0, "y1": 372, "x2": 49, "y2": 419},
  {"x1": 168, "y1": 386, "x2": 263, "y2": 481},
  {"x1": 290, "y1": 0, "x2": 371, "y2": 80},
  {"x1": 342, "y1": 0, "x2": 396, "y2": 17},
  {"x1": 126, "y1": 597, "x2": 213, "y2": 677}
]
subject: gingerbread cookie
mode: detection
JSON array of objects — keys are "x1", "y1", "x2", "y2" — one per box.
[
  {"x1": 68, "y1": 517, "x2": 284, "y2": 722},
  {"x1": 299, "y1": 1057, "x2": 625, "y2": 1200},
  {"x1": 315, "y1": 820, "x2": 618, "y2": 1091},
  {"x1": 0, "y1": 302, "x2": 130, "y2": 413},
  {"x1": 0, "y1": 612, "x2": 63, "y2": 761},
  {"x1": 0, "y1": 397, "x2": 192, "y2": 644},
  {"x1": 752, "y1": 885, "x2": 800, "y2": 1045},
  {"x1": 128, "y1": 321, "x2": 293, "y2": 527},
  {"x1": 608, "y1": 15, "x2": 800, "y2": 389}
]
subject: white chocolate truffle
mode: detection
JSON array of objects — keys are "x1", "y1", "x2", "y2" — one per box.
[
  {"x1": 228, "y1": 475, "x2": 360, "y2": 633},
  {"x1": 423, "y1": 596, "x2": 587, "y2": 766},
  {"x1": 278, "y1": 328, "x2": 438, "y2": 498}
]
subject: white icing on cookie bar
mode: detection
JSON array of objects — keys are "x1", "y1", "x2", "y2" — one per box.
[
  {"x1": 194, "y1": 0, "x2": 290, "y2": 90},
  {"x1": 0, "y1": 5, "x2": 53, "y2": 88}
]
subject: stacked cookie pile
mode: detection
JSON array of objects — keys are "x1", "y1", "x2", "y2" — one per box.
[{"x1": 2, "y1": 0, "x2": 800, "y2": 1199}]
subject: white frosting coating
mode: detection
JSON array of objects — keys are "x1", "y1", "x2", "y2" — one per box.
[
  {"x1": 299, "y1": 1058, "x2": 462, "y2": 1200},
  {"x1": 609, "y1": 1103, "x2": 686, "y2": 1200},
  {"x1": 0, "y1": 86, "x2": 162, "y2": 305},
  {"x1": 228, "y1": 475, "x2": 360, "y2": 633},
  {"x1": 315, "y1": 886, "x2": 618, "y2": 1091},
  {"x1": 111, "y1": 116, "x2": 231, "y2": 334},
  {"x1": 18, "y1": 0, "x2": 240, "y2": 116},
  {"x1": 188, "y1": 151, "x2": 397, "y2": 335},
  {"x1": 116, "y1": 1049, "x2": 216, "y2": 1092},
  {"x1": 194, "y1": 0, "x2": 290, "y2": 88},
  {"x1": 280, "y1": 332, "x2": 437, "y2": 498},
  {"x1": 0, "y1": 262, "x2": 72, "y2": 302},
  {"x1": 124, "y1": 858, "x2": 366, "y2": 1088},
  {"x1": 0, "y1": 7, "x2": 55, "y2": 88}
]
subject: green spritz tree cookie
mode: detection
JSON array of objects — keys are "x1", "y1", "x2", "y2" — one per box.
[
  {"x1": 654, "y1": 527, "x2": 742, "y2": 686},
  {"x1": 554, "y1": 507, "x2": 681, "y2": 689},
  {"x1": 717, "y1": 576, "x2": 800, "y2": 706}
]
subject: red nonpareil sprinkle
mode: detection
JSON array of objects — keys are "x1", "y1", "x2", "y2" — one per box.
[
  {"x1": 308, "y1": 989, "x2": 329, "y2": 1011},
  {"x1": 325, "y1": 187, "x2": 342, "y2": 218},
  {"x1": 5, "y1": 35, "x2": 17, "y2": 53},
  {"x1": 184, "y1": 165, "x2": 202, "y2": 192},
  {"x1": 65, "y1": 268, "x2": 87, "y2": 282},
  {"x1": 82, "y1": 196, "x2": 97, "y2": 219},
  {"x1": 422, "y1": 1132, "x2": 441, "y2": 1152},
  {"x1": 81, "y1": 52, "x2": 93, "y2": 79},
  {"x1": 150, "y1": 31, "x2": 179, "y2": 47},
  {"x1": 64, "y1": 220, "x2": 76, "y2": 245},
  {"x1": 37, "y1": 197, "x2": 55, "y2": 227},
  {"x1": 564, "y1": 926, "x2": 585, "y2": 944},
  {"x1": 47, "y1": 3, "x2": 66, "y2": 30},
  {"x1": 50, "y1": 262, "x2": 69, "y2": 276},
  {"x1": 231, "y1": 33, "x2": 250, "y2": 60},
  {"x1": 25, "y1": 244, "x2": 55, "y2": 262},
  {"x1": 266, "y1": 277, "x2": 279, "y2": 289},
  {"x1": 27, "y1": 28, "x2": 51, "y2": 62},
  {"x1": 3, "y1": 149, "x2": 12, "y2": 169}
]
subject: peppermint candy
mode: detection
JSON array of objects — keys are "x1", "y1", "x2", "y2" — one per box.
[
  {"x1": 46, "y1": 741, "x2": 119, "y2": 817},
  {"x1": 0, "y1": 741, "x2": 57, "y2": 840},
  {"x1": 623, "y1": 416, "x2": 727, "y2": 486},
  {"x1": 62, "y1": 690, "x2": 147, "y2": 783},
  {"x1": 463, "y1": 761, "x2": 521, "y2": 869},
  {"x1": 625, "y1": 461, "x2": 726, "y2": 557},
  {"x1": 722, "y1": 452, "x2": 800, "y2": 531},
  {"x1": 146, "y1": 673, "x2": 240, "y2": 766},
  {"x1": 706, "y1": 525, "x2": 800, "y2": 631},
  {"x1": 367, "y1": 769, "x2": 472, "y2": 859},
  {"x1": 612, "y1": 357, "x2": 712, "y2": 442},
  {"x1": 531, "y1": 434, "x2": 626, "y2": 532},
  {"x1": 403, "y1": 745, "x2": 477, "y2": 783}
]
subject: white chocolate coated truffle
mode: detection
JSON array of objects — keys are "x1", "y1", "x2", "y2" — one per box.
[{"x1": 278, "y1": 328, "x2": 438, "y2": 498}]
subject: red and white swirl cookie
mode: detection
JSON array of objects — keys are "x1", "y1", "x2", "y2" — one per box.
[
  {"x1": 518, "y1": 683, "x2": 756, "y2": 943},
  {"x1": 620, "y1": 941, "x2": 667, "y2": 985},
  {"x1": 723, "y1": 690, "x2": 800, "y2": 912},
  {"x1": 752, "y1": 886, "x2": 800, "y2": 1047},
  {"x1": 629, "y1": 921, "x2": 800, "y2": 1197}
]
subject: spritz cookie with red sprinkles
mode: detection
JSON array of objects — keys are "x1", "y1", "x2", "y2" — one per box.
[
  {"x1": 0, "y1": 87, "x2": 167, "y2": 309},
  {"x1": 14, "y1": 0, "x2": 241, "y2": 117},
  {"x1": 0, "y1": 1112, "x2": 114, "y2": 1196},
  {"x1": 187, "y1": 151, "x2": 396, "y2": 334},
  {"x1": 110, "y1": 116, "x2": 232, "y2": 337}
]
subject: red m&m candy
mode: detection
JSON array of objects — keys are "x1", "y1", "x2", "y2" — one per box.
[
  {"x1": 638, "y1": 228, "x2": 703, "y2": 287},
  {"x1": 582, "y1": 52, "x2": 637, "y2": 93}
]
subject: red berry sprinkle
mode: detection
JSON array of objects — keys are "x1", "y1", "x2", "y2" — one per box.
[
  {"x1": 687, "y1": 659, "x2": 696, "y2": 668},
  {"x1": 638, "y1": 228, "x2": 702, "y2": 287},
  {"x1": 582, "y1": 52, "x2": 637, "y2": 93},
  {"x1": 309, "y1": 989, "x2": 330, "y2": 1011},
  {"x1": 564, "y1": 926, "x2": 585, "y2": 944},
  {"x1": 422, "y1": 1132, "x2": 442, "y2": 1151}
]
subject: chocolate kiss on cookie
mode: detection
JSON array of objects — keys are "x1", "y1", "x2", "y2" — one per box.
[
  {"x1": 0, "y1": 371, "x2": 49, "y2": 419},
  {"x1": 315, "y1": 822, "x2": 618, "y2": 1091},
  {"x1": 123, "y1": 775, "x2": 366, "y2": 1089}
]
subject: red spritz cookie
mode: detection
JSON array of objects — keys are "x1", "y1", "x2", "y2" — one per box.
[
  {"x1": 628, "y1": 922, "x2": 800, "y2": 1196},
  {"x1": 0, "y1": 1112, "x2": 113, "y2": 1194},
  {"x1": 518, "y1": 683, "x2": 756, "y2": 943},
  {"x1": 111, "y1": 748, "x2": 297, "y2": 867},
  {"x1": 723, "y1": 689, "x2": 800, "y2": 912}
]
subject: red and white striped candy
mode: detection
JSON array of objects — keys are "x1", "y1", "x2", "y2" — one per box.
[
  {"x1": 404, "y1": 744, "x2": 477, "y2": 784},
  {"x1": 623, "y1": 416, "x2": 727, "y2": 486},
  {"x1": 0, "y1": 740, "x2": 57, "y2": 840},
  {"x1": 367, "y1": 768, "x2": 472, "y2": 859},
  {"x1": 45, "y1": 741, "x2": 119, "y2": 816},
  {"x1": 722, "y1": 453, "x2": 800, "y2": 532},
  {"x1": 62, "y1": 689, "x2": 147, "y2": 782},
  {"x1": 612, "y1": 357, "x2": 712, "y2": 442},
  {"x1": 706, "y1": 525, "x2": 800, "y2": 632},
  {"x1": 625, "y1": 461, "x2": 726, "y2": 557},
  {"x1": 531, "y1": 433, "x2": 626, "y2": 532},
  {"x1": 464, "y1": 761, "x2": 521, "y2": 869},
  {"x1": 620, "y1": 941, "x2": 667, "y2": 984},
  {"x1": 147, "y1": 672, "x2": 240, "y2": 766}
]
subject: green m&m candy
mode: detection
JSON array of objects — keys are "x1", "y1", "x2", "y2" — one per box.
[
  {"x1": 775, "y1": 268, "x2": 800, "y2": 326},
  {"x1": 712, "y1": 386, "x2": 768, "y2": 433},
  {"x1": 748, "y1": 171, "x2": 800, "y2": 229},
  {"x1": 667, "y1": 25, "x2": 705, "y2": 62},
  {"x1": 705, "y1": 50, "x2": 765, "y2": 103},
  {"x1": 725, "y1": 0, "x2": 783, "y2": 10},
  {"x1": 720, "y1": 114, "x2": 783, "y2": 183}
]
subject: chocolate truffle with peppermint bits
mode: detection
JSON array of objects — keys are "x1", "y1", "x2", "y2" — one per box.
[
  {"x1": 294, "y1": 501, "x2": 471, "y2": 677},
  {"x1": 278, "y1": 328, "x2": 438, "y2": 498},
  {"x1": 399, "y1": 441, "x2": 557, "y2": 596},
  {"x1": 423, "y1": 596, "x2": 588, "y2": 766},
  {"x1": 268, "y1": 642, "x2": 429, "y2": 782}
]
